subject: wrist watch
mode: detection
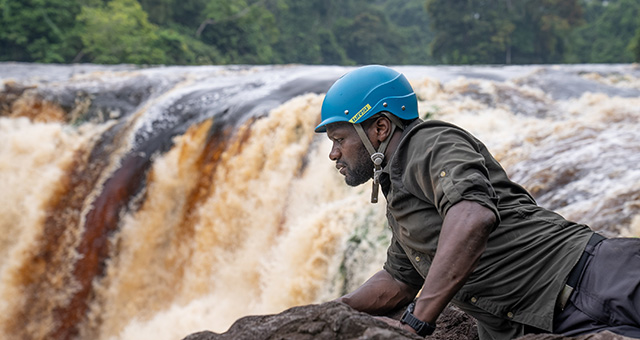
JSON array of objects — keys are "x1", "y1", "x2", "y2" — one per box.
[{"x1": 400, "y1": 302, "x2": 436, "y2": 337}]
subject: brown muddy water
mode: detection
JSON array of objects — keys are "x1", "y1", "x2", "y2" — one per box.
[{"x1": 0, "y1": 63, "x2": 638, "y2": 340}]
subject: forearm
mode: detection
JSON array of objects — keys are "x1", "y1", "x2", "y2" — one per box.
[
  {"x1": 336, "y1": 269, "x2": 419, "y2": 315},
  {"x1": 413, "y1": 200, "x2": 494, "y2": 323}
]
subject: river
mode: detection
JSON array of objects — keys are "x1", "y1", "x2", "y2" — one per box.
[{"x1": 0, "y1": 63, "x2": 639, "y2": 340}]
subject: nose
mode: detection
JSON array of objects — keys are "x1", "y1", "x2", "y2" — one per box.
[{"x1": 329, "y1": 142, "x2": 341, "y2": 161}]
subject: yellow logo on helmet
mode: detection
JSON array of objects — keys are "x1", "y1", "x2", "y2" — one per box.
[{"x1": 349, "y1": 104, "x2": 371, "y2": 124}]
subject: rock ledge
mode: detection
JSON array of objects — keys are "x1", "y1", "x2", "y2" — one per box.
[{"x1": 182, "y1": 302, "x2": 633, "y2": 340}]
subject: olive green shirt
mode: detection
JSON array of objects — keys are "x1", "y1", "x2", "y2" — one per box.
[{"x1": 380, "y1": 120, "x2": 593, "y2": 340}]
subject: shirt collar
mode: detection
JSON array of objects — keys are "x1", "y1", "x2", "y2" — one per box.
[{"x1": 382, "y1": 118, "x2": 424, "y2": 174}]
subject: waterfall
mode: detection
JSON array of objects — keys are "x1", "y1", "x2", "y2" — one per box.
[{"x1": 0, "y1": 63, "x2": 638, "y2": 340}]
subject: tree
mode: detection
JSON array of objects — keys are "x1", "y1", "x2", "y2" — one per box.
[
  {"x1": 138, "y1": 0, "x2": 174, "y2": 25},
  {"x1": 268, "y1": 1, "x2": 351, "y2": 65},
  {"x1": 0, "y1": 0, "x2": 92, "y2": 62},
  {"x1": 518, "y1": 0, "x2": 583, "y2": 63},
  {"x1": 425, "y1": 0, "x2": 583, "y2": 64},
  {"x1": 378, "y1": 0, "x2": 436, "y2": 65},
  {"x1": 426, "y1": 0, "x2": 515, "y2": 64},
  {"x1": 156, "y1": 28, "x2": 226, "y2": 65},
  {"x1": 11, "y1": 0, "x2": 636, "y2": 65},
  {"x1": 195, "y1": 0, "x2": 279, "y2": 64},
  {"x1": 334, "y1": 8, "x2": 406, "y2": 65},
  {"x1": 565, "y1": 0, "x2": 640, "y2": 63},
  {"x1": 76, "y1": 0, "x2": 167, "y2": 64},
  {"x1": 632, "y1": 25, "x2": 640, "y2": 62}
]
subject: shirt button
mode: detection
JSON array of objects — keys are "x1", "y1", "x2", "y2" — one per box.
[
  {"x1": 507, "y1": 312, "x2": 514, "y2": 318},
  {"x1": 470, "y1": 297, "x2": 478, "y2": 303},
  {"x1": 415, "y1": 256, "x2": 421, "y2": 262},
  {"x1": 440, "y1": 171, "x2": 446, "y2": 177}
]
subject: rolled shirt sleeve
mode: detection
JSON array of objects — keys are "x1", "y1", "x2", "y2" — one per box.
[{"x1": 404, "y1": 126, "x2": 501, "y2": 228}]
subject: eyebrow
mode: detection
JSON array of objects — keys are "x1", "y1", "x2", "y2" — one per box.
[{"x1": 327, "y1": 127, "x2": 348, "y2": 140}]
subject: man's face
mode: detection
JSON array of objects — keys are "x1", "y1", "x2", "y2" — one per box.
[{"x1": 326, "y1": 123, "x2": 373, "y2": 187}]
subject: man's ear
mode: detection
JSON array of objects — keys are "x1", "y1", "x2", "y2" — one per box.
[{"x1": 371, "y1": 116, "x2": 392, "y2": 143}]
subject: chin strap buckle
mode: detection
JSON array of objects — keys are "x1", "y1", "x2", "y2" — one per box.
[
  {"x1": 370, "y1": 153, "x2": 384, "y2": 203},
  {"x1": 353, "y1": 115, "x2": 399, "y2": 204}
]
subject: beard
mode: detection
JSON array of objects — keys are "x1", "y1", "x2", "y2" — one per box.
[{"x1": 342, "y1": 144, "x2": 374, "y2": 187}]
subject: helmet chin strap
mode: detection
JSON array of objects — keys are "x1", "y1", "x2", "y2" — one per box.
[{"x1": 353, "y1": 114, "x2": 402, "y2": 203}]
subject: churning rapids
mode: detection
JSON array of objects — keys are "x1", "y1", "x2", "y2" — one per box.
[{"x1": 1, "y1": 63, "x2": 639, "y2": 340}]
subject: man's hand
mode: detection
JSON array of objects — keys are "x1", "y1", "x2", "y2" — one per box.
[
  {"x1": 374, "y1": 316, "x2": 417, "y2": 334},
  {"x1": 336, "y1": 269, "x2": 419, "y2": 315}
]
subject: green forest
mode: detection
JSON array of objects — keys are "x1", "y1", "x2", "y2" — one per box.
[{"x1": 1, "y1": 0, "x2": 640, "y2": 65}]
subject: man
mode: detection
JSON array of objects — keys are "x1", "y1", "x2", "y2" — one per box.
[{"x1": 315, "y1": 65, "x2": 640, "y2": 339}]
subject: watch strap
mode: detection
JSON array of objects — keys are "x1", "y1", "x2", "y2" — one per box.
[{"x1": 400, "y1": 302, "x2": 436, "y2": 337}]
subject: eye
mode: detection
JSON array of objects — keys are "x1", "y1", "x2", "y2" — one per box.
[{"x1": 330, "y1": 136, "x2": 343, "y2": 144}]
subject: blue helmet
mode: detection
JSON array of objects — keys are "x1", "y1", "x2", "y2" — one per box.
[{"x1": 315, "y1": 65, "x2": 418, "y2": 133}]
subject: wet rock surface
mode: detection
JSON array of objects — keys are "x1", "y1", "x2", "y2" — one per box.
[
  {"x1": 182, "y1": 302, "x2": 474, "y2": 340},
  {"x1": 182, "y1": 302, "x2": 635, "y2": 340},
  {"x1": 182, "y1": 302, "x2": 425, "y2": 340}
]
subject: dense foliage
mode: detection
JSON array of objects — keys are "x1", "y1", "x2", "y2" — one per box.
[
  {"x1": 564, "y1": 0, "x2": 640, "y2": 63},
  {"x1": 426, "y1": 0, "x2": 584, "y2": 64},
  {"x1": 1, "y1": 0, "x2": 639, "y2": 65}
]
